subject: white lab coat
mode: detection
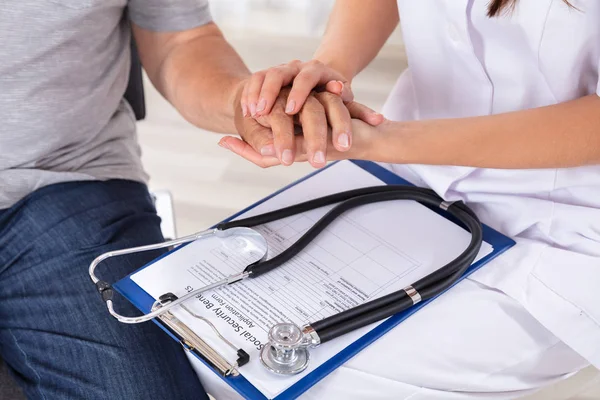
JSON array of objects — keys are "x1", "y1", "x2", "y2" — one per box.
[
  {"x1": 383, "y1": 0, "x2": 600, "y2": 371},
  {"x1": 198, "y1": 1, "x2": 599, "y2": 398}
]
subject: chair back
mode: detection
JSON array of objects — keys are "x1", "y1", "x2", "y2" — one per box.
[{"x1": 124, "y1": 24, "x2": 146, "y2": 121}]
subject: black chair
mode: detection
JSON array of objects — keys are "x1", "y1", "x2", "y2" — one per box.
[
  {"x1": 124, "y1": 35, "x2": 146, "y2": 121},
  {"x1": 0, "y1": 33, "x2": 146, "y2": 400}
]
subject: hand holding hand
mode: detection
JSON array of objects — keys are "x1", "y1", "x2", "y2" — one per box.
[
  {"x1": 231, "y1": 83, "x2": 382, "y2": 168},
  {"x1": 222, "y1": 102, "x2": 388, "y2": 168},
  {"x1": 237, "y1": 60, "x2": 384, "y2": 164}
]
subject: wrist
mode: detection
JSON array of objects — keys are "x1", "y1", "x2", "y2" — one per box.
[
  {"x1": 366, "y1": 120, "x2": 417, "y2": 164},
  {"x1": 172, "y1": 73, "x2": 248, "y2": 134}
]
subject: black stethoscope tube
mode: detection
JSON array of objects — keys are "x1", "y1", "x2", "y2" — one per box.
[
  {"x1": 219, "y1": 186, "x2": 439, "y2": 229},
  {"x1": 314, "y1": 206, "x2": 482, "y2": 343},
  {"x1": 316, "y1": 296, "x2": 415, "y2": 343},
  {"x1": 219, "y1": 186, "x2": 469, "y2": 278},
  {"x1": 218, "y1": 185, "x2": 482, "y2": 345}
]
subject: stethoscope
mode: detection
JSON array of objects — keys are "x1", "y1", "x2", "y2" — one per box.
[{"x1": 89, "y1": 185, "x2": 482, "y2": 375}]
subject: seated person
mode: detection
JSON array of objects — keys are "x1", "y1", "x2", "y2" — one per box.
[
  {"x1": 217, "y1": 0, "x2": 600, "y2": 398},
  {"x1": 0, "y1": 0, "x2": 377, "y2": 398}
]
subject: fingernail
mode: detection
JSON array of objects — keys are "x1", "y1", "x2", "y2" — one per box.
[
  {"x1": 285, "y1": 100, "x2": 296, "y2": 114},
  {"x1": 337, "y1": 133, "x2": 349, "y2": 148},
  {"x1": 335, "y1": 81, "x2": 344, "y2": 93},
  {"x1": 260, "y1": 144, "x2": 275, "y2": 156},
  {"x1": 256, "y1": 98, "x2": 266, "y2": 113},
  {"x1": 282, "y1": 149, "x2": 293, "y2": 165},
  {"x1": 241, "y1": 103, "x2": 248, "y2": 117},
  {"x1": 373, "y1": 113, "x2": 385, "y2": 123},
  {"x1": 250, "y1": 103, "x2": 257, "y2": 116},
  {"x1": 219, "y1": 141, "x2": 230, "y2": 150},
  {"x1": 313, "y1": 151, "x2": 325, "y2": 165}
]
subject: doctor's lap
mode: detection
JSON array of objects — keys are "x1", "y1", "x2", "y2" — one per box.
[{"x1": 195, "y1": 252, "x2": 588, "y2": 400}]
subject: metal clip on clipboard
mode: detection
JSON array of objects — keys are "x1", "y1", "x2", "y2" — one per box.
[{"x1": 152, "y1": 293, "x2": 250, "y2": 377}]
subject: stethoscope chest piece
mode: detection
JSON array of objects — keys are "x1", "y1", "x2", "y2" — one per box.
[{"x1": 260, "y1": 323, "x2": 310, "y2": 375}]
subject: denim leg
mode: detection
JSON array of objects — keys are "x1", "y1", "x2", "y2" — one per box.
[{"x1": 0, "y1": 180, "x2": 209, "y2": 400}]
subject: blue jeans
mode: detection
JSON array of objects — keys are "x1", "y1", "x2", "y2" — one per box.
[{"x1": 0, "y1": 180, "x2": 209, "y2": 400}]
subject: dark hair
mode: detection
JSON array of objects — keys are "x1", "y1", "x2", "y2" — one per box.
[{"x1": 487, "y1": 0, "x2": 573, "y2": 17}]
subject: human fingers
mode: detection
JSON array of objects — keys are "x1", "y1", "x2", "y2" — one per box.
[
  {"x1": 324, "y1": 80, "x2": 354, "y2": 103},
  {"x1": 253, "y1": 61, "x2": 302, "y2": 117},
  {"x1": 285, "y1": 60, "x2": 349, "y2": 115},
  {"x1": 314, "y1": 91, "x2": 352, "y2": 152},
  {"x1": 298, "y1": 96, "x2": 328, "y2": 168},
  {"x1": 346, "y1": 101, "x2": 385, "y2": 126},
  {"x1": 243, "y1": 71, "x2": 267, "y2": 117},
  {"x1": 219, "y1": 136, "x2": 281, "y2": 168},
  {"x1": 235, "y1": 114, "x2": 276, "y2": 157},
  {"x1": 267, "y1": 92, "x2": 296, "y2": 166},
  {"x1": 220, "y1": 135, "x2": 313, "y2": 167}
]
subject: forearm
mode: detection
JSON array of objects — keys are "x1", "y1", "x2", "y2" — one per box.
[
  {"x1": 314, "y1": 0, "x2": 399, "y2": 80},
  {"x1": 134, "y1": 23, "x2": 249, "y2": 133},
  {"x1": 370, "y1": 95, "x2": 600, "y2": 168}
]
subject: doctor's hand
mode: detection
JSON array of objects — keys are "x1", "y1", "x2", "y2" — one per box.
[
  {"x1": 241, "y1": 60, "x2": 355, "y2": 117},
  {"x1": 230, "y1": 86, "x2": 380, "y2": 168}
]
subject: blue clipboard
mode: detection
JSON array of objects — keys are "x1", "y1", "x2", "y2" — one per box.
[{"x1": 112, "y1": 160, "x2": 516, "y2": 400}]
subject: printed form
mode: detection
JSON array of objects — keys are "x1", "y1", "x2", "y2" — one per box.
[{"x1": 132, "y1": 161, "x2": 493, "y2": 398}]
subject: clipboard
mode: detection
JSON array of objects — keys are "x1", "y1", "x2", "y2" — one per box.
[{"x1": 112, "y1": 160, "x2": 516, "y2": 400}]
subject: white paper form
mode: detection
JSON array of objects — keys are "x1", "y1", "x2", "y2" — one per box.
[{"x1": 131, "y1": 161, "x2": 493, "y2": 399}]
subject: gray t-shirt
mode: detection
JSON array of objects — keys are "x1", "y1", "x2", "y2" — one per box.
[{"x1": 0, "y1": 0, "x2": 212, "y2": 209}]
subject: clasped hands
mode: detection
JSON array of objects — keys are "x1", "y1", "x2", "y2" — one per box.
[{"x1": 220, "y1": 60, "x2": 385, "y2": 168}]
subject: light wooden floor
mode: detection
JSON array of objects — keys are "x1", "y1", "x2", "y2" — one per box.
[{"x1": 137, "y1": 2, "x2": 599, "y2": 398}]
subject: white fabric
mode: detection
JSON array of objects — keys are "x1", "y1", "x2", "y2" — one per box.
[
  {"x1": 199, "y1": 1, "x2": 600, "y2": 398},
  {"x1": 193, "y1": 278, "x2": 588, "y2": 399},
  {"x1": 383, "y1": 0, "x2": 600, "y2": 371}
]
